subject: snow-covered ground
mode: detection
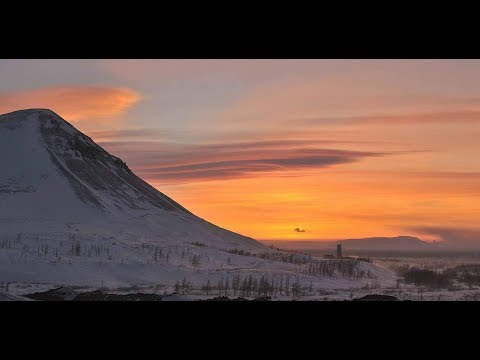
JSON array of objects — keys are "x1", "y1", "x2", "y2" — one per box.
[
  {"x1": 0, "y1": 232, "x2": 397, "y2": 297},
  {"x1": 0, "y1": 288, "x2": 30, "y2": 301}
]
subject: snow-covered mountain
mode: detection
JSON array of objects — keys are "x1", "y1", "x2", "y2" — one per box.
[{"x1": 0, "y1": 109, "x2": 262, "y2": 251}]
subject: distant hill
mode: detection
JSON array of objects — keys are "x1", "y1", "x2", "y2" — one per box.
[
  {"x1": 263, "y1": 236, "x2": 435, "y2": 251},
  {"x1": 339, "y1": 236, "x2": 431, "y2": 250}
]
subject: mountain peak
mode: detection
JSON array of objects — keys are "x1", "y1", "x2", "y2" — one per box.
[
  {"x1": 0, "y1": 108, "x2": 59, "y2": 119},
  {"x1": 0, "y1": 108, "x2": 73, "y2": 134},
  {"x1": 2, "y1": 109, "x2": 194, "y2": 214}
]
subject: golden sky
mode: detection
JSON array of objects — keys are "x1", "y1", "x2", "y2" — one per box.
[{"x1": 1, "y1": 60, "x2": 480, "y2": 244}]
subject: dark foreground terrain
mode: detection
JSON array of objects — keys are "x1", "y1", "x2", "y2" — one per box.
[
  {"x1": 24, "y1": 287, "x2": 164, "y2": 301},
  {"x1": 23, "y1": 287, "x2": 400, "y2": 301},
  {"x1": 23, "y1": 287, "x2": 276, "y2": 301}
]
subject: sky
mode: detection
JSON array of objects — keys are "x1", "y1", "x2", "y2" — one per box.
[{"x1": 1, "y1": 59, "x2": 480, "y2": 244}]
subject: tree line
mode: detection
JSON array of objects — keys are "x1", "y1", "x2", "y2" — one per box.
[{"x1": 174, "y1": 274, "x2": 321, "y2": 298}]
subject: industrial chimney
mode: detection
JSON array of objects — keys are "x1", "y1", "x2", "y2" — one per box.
[{"x1": 336, "y1": 244, "x2": 342, "y2": 258}]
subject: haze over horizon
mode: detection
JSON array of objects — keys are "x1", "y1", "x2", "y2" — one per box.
[{"x1": 1, "y1": 60, "x2": 480, "y2": 245}]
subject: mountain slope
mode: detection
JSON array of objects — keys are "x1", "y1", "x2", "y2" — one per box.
[
  {"x1": 0, "y1": 289, "x2": 30, "y2": 301},
  {"x1": 0, "y1": 109, "x2": 263, "y2": 251}
]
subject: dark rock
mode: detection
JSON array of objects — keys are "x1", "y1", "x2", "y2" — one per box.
[
  {"x1": 24, "y1": 287, "x2": 163, "y2": 301},
  {"x1": 201, "y1": 296, "x2": 268, "y2": 301},
  {"x1": 72, "y1": 290, "x2": 110, "y2": 301},
  {"x1": 203, "y1": 296, "x2": 232, "y2": 301},
  {"x1": 73, "y1": 290, "x2": 163, "y2": 301},
  {"x1": 24, "y1": 286, "x2": 78, "y2": 301},
  {"x1": 352, "y1": 294, "x2": 399, "y2": 301},
  {"x1": 200, "y1": 296, "x2": 249, "y2": 301}
]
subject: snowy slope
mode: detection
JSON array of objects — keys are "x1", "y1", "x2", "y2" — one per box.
[
  {"x1": 0, "y1": 289, "x2": 30, "y2": 301},
  {"x1": 0, "y1": 109, "x2": 262, "y2": 251}
]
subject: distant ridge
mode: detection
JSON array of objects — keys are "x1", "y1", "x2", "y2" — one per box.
[
  {"x1": 263, "y1": 236, "x2": 434, "y2": 251},
  {"x1": 339, "y1": 236, "x2": 431, "y2": 250}
]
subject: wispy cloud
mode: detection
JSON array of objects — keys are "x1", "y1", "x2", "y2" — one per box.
[
  {"x1": 98, "y1": 139, "x2": 384, "y2": 183},
  {"x1": 0, "y1": 86, "x2": 141, "y2": 129},
  {"x1": 294, "y1": 227, "x2": 306, "y2": 233},
  {"x1": 137, "y1": 154, "x2": 366, "y2": 181}
]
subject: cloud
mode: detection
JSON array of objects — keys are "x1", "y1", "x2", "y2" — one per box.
[
  {"x1": 138, "y1": 155, "x2": 357, "y2": 181},
  {"x1": 407, "y1": 226, "x2": 480, "y2": 246},
  {"x1": 98, "y1": 138, "x2": 384, "y2": 183},
  {"x1": 0, "y1": 86, "x2": 141, "y2": 128},
  {"x1": 294, "y1": 227, "x2": 306, "y2": 233}
]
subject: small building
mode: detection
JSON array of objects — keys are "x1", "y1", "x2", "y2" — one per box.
[{"x1": 336, "y1": 244, "x2": 342, "y2": 258}]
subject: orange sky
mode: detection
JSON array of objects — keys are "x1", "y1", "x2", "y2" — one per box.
[{"x1": 1, "y1": 60, "x2": 480, "y2": 244}]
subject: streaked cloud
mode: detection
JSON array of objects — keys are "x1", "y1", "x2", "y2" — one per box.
[
  {"x1": 136, "y1": 152, "x2": 372, "y2": 182},
  {"x1": 0, "y1": 86, "x2": 141, "y2": 130},
  {"x1": 98, "y1": 138, "x2": 384, "y2": 183}
]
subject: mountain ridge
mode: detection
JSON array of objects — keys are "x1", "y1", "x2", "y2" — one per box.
[{"x1": 339, "y1": 236, "x2": 432, "y2": 250}]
